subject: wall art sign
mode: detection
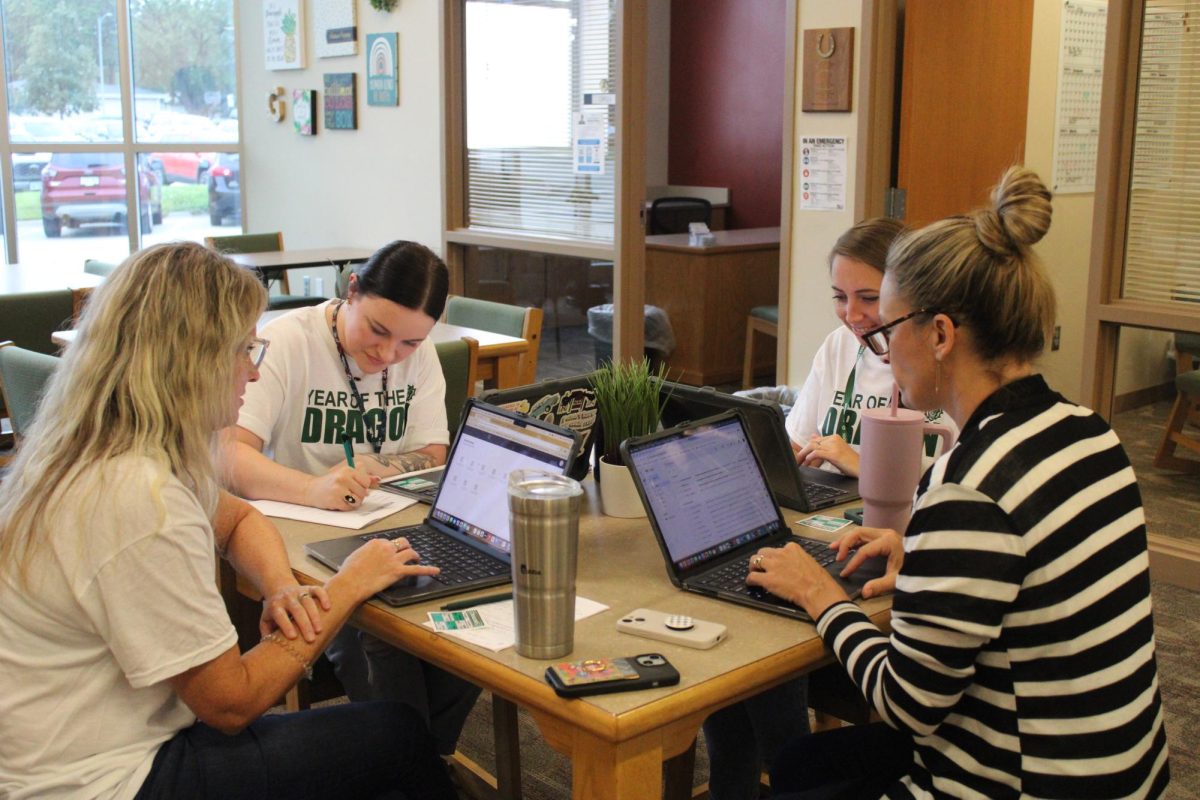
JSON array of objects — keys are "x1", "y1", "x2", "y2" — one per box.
[
  {"x1": 314, "y1": 0, "x2": 358, "y2": 58},
  {"x1": 293, "y1": 89, "x2": 317, "y2": 135},
  {"x1": 324, "y1": 72, "x2": 358, "y2": 129},
  {"x1": 367, "y1": 33, "x2": 399, "y2": 106},
  {"x1": 264, "y1": 0, "x2": 305, "y2": 71}
]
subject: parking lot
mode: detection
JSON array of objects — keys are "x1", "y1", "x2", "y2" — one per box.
[{"x1": 7, "y1": 192, "x2": 235, "y2": 268}]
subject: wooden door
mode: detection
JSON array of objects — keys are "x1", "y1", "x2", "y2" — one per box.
[{"x1": 896, "y1": 0, "x2": 1034, "y2": 227}]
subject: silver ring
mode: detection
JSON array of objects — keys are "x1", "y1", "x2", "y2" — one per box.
[
  {"x1": 297, "y1": 591, "x2": 311, "y2": 601},
  {"x1": 752, "y1": 555, "x2": 765, "y2": 569}
]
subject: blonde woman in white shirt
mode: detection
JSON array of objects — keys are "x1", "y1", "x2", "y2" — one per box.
[{"x1": 0, "y1": 243, "x2": 455, "y2": 799}]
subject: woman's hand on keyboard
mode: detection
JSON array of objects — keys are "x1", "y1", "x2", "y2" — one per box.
[
  {"x1": 794, "y1": 433, "x2": 860, "y2": 477},
  {"x1": 303, "y1": 465, "x2": 380, "y2": 510},
  {"x1": 745, "y1": 543, "x2": 849, "y2": 620},
  {"x1": 830, "y1": 527, "x2": 902, "y2": 599},
  {"x1": 338, "y1": 537, "x2": 441, "y2": 600}
]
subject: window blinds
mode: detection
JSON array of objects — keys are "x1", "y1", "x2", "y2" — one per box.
[
  {"x1": 464, "y1": 0, "x2": 616, "y2": 243},
  {"x1": 1123, "y1": 0, "x2": 1200, "y2": 304}
]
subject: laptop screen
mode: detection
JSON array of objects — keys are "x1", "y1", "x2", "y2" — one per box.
[
  {"x1": 625, "y1": 414, "x2": 783, "y2": 571},
  {"x1": 430, "y1": 403, "x2": 576, "y2": 554}
]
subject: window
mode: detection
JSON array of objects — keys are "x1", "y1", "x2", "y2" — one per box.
[
  {"x1": 1121, "y1": 0, "x2": 1200, "y2": 304},
  {"x1": 0, "y1": 0, "x2": 240, "y2": 266},
  {"x1": 462, "y1": 0, "x2": 616, "y2": 243}
]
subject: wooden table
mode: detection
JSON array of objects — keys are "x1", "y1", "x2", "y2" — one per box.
[
  {"x1": 645, "y1": 228, "x2": 780, "y2": 386},
  {"x1": 273, "y1": 485, "x2": 889, "y2": 800},
  {"x1": 53, "y1": 318, "x2": 529, "y2": 391},
  {"x1": 226, "y1": 247, "x2": 374, "y2": 283}
]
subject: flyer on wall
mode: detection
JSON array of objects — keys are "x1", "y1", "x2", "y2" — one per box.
[{"x1": 799, "y1": 136, "x2": 847, "y2": 211}]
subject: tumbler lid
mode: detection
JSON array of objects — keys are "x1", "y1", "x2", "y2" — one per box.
[{"x1": 507, "y1": 469, "x2": 583, "y2": 500}]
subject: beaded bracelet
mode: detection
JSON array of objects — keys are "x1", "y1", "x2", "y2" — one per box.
[{"x1": 263, "y1": 632, "x2": 314, "y2": 681}]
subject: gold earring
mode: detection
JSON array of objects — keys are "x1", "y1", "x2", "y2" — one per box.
[{"x1": 934, "y1": 356, "x2": 942, "y2": 397}]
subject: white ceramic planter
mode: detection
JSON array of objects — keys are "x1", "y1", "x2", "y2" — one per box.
[{"x1": 598, "y1": 456, "x2": 646, "y2": 518}]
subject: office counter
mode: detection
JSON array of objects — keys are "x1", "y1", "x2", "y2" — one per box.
[{"x1": 646, "y1": 227, "x2": 780, "y2": 386}]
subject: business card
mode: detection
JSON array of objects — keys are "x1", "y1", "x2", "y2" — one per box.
[{"x1": 428, "y1": 609, "x2": 487, "y2": 631}]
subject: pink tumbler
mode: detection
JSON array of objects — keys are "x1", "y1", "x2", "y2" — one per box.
[{"x1": 858, "y1": 407, "x2": 955, "y2": 533}]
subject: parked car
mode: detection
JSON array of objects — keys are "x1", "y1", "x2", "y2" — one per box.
[
  {"x1": 207, "y1": 152, "x2": 240, "y2": 226},
  {"x1": 147, "y1": 150, "x2": 216, "y2": 184},
  {"x1": 11, "y1": 152, "x2": 50, "y2": 191},
  {"x1": 39, "y1": 152, "x2": 163, "y2": 238}
]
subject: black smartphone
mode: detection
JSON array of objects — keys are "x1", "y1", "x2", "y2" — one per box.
[
  {"x1": 843, "y1": 506, "x2": 864, "y2": 525},
  {"x1": 544, "y1": 653, "x2": 680, "y2": 698}
]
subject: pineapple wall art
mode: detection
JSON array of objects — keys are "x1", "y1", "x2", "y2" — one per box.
[{"x1": 265, "y1": 0, "x2": 306, "y2": 71}]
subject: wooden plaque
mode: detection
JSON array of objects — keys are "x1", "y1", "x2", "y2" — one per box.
[{"x1": 802, "y1": 27, "x2": 854, "y2": 112}]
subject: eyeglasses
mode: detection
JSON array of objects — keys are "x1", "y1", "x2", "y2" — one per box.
[
  {"x1": 860, "y1": 309, "x2": 938, "y2": 356},
  {"x1": 245, "y1": 336, "x2": 270, "y2": 368}
]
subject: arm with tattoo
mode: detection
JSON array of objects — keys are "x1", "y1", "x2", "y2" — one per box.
[{"x1": 360, "y1": 444, "x2": 447, "y2": 478}]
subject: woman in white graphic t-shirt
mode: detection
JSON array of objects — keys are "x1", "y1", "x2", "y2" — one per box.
[{"x1": 785, "y1": 217, "x2": 956, "y2": 477}]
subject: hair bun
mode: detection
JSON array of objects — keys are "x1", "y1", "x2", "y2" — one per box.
[{"x1": 974, "y1": 166, "x2": 1052, "y2": 256}]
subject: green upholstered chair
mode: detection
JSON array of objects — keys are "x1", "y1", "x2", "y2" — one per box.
[
  {"x1": 435, "y1": 336, "x2": 479, "y2": 436},
  {"x1": 84, "y1": 258, "x2": 119, "y2": 277},
  {"x1": 444, "y1": 296, "x2": 543, "y2": 386},
  {"x1": 0, "y1": 341, "x2": 60, "y2": 446},
  {"x1": 743, "y1": 304, "x2": 779, "y2": 389},
  {"x1": 204, "y1": 232, "x2": 322, "y2": 311},
  {"x1": 0, "y1": 290, "x2": 75, "y2": 356}
]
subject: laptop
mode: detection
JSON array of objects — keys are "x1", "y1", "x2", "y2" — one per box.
[
  {"x1": 620, "y1": 410, "x2": 883, "y2": 622},
  {"x1": 659, "y1": 381, "x2": 859, "y2": 512},
  {"x1": 305, "y1": 399, "x2": 581, "y2": 606},
  {"x1": 478, "y1": 373, "x2": 600, "y2": 481}
]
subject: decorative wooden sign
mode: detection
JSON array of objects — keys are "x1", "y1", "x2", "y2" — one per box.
[{"x1": 802, "y1": 27, "x2": 854, "y2": 112}]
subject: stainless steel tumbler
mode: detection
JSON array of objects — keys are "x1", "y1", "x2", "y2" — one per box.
[{"x1": 508, "y1": 469, "x2": 583, "y2": 659}]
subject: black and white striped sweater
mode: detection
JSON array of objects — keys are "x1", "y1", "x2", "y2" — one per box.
[{"x1": 815, "y1": 375, "x2": 1170, "y2": 799}]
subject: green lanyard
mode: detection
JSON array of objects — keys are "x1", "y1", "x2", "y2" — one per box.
[{"x1": 841, "y1": 345, "x2": 866, "y2": 407}]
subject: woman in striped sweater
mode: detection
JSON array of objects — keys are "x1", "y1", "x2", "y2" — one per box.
[{"x1": 746, "y1": 167, "x2": 1170, "y2": 799}]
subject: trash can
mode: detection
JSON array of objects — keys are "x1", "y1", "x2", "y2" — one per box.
[
  {"x1": 734, "y1": 384, "x2": 800, "y2": 418},
  {"x1": 586, "y1": 304, "x2": 675, "y2": 369}
]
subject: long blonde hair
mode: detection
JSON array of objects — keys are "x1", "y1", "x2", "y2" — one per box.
[
  {"x1": 887, "y1": 166, "x2": 1056, "y2": 362},
  {"x1": 0, "y1": 242, "x2": 265, "y2": 584}
]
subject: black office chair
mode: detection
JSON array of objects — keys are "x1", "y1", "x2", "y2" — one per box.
[{"x1": 647, "y1": 197, "x2": 713, "y2": 235}]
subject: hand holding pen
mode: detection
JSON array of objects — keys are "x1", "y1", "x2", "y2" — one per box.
[{"x1": 299, "y1": 435, "x2": 379, "y2": 511}]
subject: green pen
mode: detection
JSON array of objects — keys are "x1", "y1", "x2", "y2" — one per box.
[{"x1": 341, "y1": 434, "x2": 356, "y2": 469}]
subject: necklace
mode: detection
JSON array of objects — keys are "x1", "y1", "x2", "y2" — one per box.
[{"x1": 330, "y1": 300, "x2": 388, "y2": 454}]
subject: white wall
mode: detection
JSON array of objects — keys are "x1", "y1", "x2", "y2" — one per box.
[
  {"x1": 237, "y1": 2, "x2": 444, "y2": 258},
  {"x1": 785, "y1": 1, "x2": 864, "y2": 384}
]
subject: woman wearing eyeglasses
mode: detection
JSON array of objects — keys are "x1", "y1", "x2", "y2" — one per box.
[
  {"x1": 785, "y1": 217, "x2": 957, "y2": 477},
  {"x1": 0, "y1": 243, "x2": 456, "y2": 799},
  {"x1": 227, "y1": 240, "x2": 480, "y2": 760},
  {"x1": 748, "y1": 168, "x2": 1170, "y2": 798}
]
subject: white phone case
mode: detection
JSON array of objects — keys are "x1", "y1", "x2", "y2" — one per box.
[{"x1": 616, "y1": 608, "x2": 728, "y2": 650}]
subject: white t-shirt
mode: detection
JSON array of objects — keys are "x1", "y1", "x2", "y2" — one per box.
[
  {"x1": 785, "y1": 325, "x2": 957, "y2": 469},
  {"x1": 238, "y1": 301, "x2": 450, "y2": 474},
  {"x1": 0, "y1": 456, "x2": 237, "y2": 800}
]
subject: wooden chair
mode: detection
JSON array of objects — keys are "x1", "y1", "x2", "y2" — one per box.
[
  {"x1": 445, "y1": 296, "x2": 543, "y2": 387},
  {"x1": 205, "y1": 232, "x2": 321, "y2": 311},
  {"x1": 435, "y1": 336, "x2": 479, "y2": 435},
  {"x1": 0, "y1": 341, "x2": 61, "y2": 454},
  {"x1": 1154, "y1": 332, "x2": 1200, "y2": 472},
  {"x1": 743, "y1": 304, "x2": 779, "y2": 389}
]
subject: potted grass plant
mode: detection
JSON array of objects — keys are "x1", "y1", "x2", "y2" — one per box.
[{"x1": 589, "y1": 357, "x2": 671, "y2": 517}]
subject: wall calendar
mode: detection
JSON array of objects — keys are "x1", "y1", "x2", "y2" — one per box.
[{"x1": 1052, "y1": 0, "x2": 1108, "y2": 194}]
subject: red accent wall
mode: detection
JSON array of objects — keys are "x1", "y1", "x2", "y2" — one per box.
[{"x1": 668, "y1": 0, "x2": 786, "y2": 230}]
